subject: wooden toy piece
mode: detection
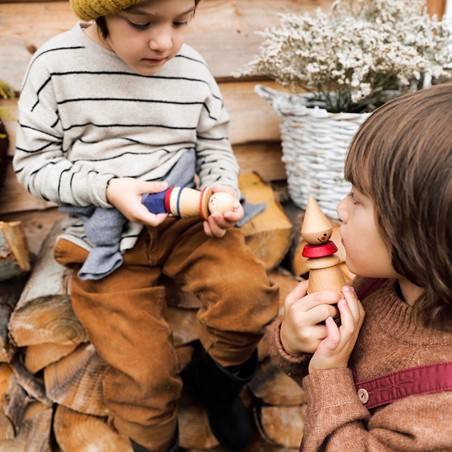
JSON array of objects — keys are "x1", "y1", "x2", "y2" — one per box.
[
  {"x1": 301, "y1": 195, "x2": 346, "y2": 293},
  {"x1": 143, "y1": 186, "x2": 239, "y2": 220}
]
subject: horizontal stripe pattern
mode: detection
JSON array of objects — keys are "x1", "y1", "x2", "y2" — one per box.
[{"x1": 14, "y1": 23, "x2": 239, "y2": 252}]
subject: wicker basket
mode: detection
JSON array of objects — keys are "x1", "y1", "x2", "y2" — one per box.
[{"x1": 257, "y1": 85, "x2": 370, "y2": 219}]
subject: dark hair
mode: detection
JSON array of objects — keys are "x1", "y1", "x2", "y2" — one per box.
[
  {"x1": 95, "y1": 0, "x2": 202, "y2": 39},
  {"x1": 344, "y1": 82, "x2": 452, "y2": 331}
]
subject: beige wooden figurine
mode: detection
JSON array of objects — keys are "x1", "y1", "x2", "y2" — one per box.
[
  {"x1": 301, "y1": 195, "x2": 346, "y2": 293},
  {"x1": 143, "y1": 186, "x2": 240, "y2": 219}
]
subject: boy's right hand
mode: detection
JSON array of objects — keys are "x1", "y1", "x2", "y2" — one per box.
[
  {"x1": 106, "y1": 178, "x2": 169, "y2": 227},
  {"x1": 280, "y1": 280, "x2": 342, "y2": 355}
]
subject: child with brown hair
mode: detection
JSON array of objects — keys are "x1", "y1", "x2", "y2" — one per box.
[
  {"x1": 13, "y1": 0, "x2": 279, "y2": 450},
  {"x1": 268, "y1": 82, "x2": 452, "y2": 451}
]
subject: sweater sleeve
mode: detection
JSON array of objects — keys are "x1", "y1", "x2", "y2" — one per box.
[
  {"x1": 266, "y1": 317, "x2": 310, "y2": 384},
  {"x1": 301, "y1": 368, "x2": 452, "y2": 450},
  {"x1": 13, "y1": 56, "x2": 116, "y2": 208},
  {"x1": 195, "y1": 75, "x2": 240, "y2": 196}
]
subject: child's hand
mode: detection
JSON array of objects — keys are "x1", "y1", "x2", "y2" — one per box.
[
  {"x1": 308, "y1": 286, "x2": 365, "y2": 373},
  {"x1": 203, "y1": 186, "x2": 244, "y2": 238},
  {"x1": 106, "y1": 178, "x2": 169, "y2": 226},
  {"x1": 280, "y1": 280, "x2": 342, "y2": 355}
]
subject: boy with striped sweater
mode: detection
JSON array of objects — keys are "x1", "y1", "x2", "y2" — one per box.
[{"x1": 13, "y1": 0, "x2": 279, "y2": 450}]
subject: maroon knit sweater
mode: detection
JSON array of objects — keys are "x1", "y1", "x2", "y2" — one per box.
[{"x1": 267, "y1": 279, "x2": 452, "y2": 451}]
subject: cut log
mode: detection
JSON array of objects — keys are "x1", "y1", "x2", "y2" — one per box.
[
  {"x1": 8, "y1": 223, "x2": 88, "y2": 348},
  {"x1": 0, "y1": 402, "x2": 53, "y2": 452},
  {"x1": 0, "y1": 221, "x2": 30, "y2": 281},
  {"x1": 249, "y1": 360, "x2": 306, "y2": 407},
  {"x1": 256, "y1": 404, "x2": 306, "y2": 449},
  {"x1": 25, "y1": 342, "x2": 80, "y2": 374},
  {"x1": 240, "y1": 172, "x2": 294, "y2": 270},
  {"x1": 54, "y1": 405, "x2": 132, "y2": 452},
  {"x1": 44, "y1": 343, "x2": 108, "y2": 417},
  {"x1": 0, "y1": 208, "x2": 67, "y2": 257}
]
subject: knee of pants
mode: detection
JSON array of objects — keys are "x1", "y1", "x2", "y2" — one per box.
[
  {"x1": 218, "y1": 269, "x2": 279, "y2": 319},
  {"x1": 103, "y1": 349, "x2": 182, "y2": 420}
]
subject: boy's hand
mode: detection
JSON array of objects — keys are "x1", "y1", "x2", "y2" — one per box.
[
  {"x1": 203, "y1": 186, "x2": 244, "y2": 238},
  {"x1": 308, "y1": 286, "x2": 365, "y2": 373},
  {"x1": 106, "y1": 178, "x2": 169, "y2": 227},
  {"x1": 280, "y1": 280, "x2": 342, "y2": 355}
]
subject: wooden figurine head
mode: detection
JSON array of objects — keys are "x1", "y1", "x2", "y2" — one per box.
[
  {"x1": 208, "y1": 192, "x2": 240, "y2": 215},
  {"x1": 301, "y1": 195, "x2": 333, "y2": 245}
]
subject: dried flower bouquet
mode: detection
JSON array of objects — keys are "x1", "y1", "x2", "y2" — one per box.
[{"x1": 238, "y1": 0, "x2": 452, "y2": 113}]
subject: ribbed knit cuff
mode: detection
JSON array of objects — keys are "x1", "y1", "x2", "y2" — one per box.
[
  {"x1": 266, "y1": 317, "x2": 310, "y2": 382},
  {"x1": 303, "y1": 367, "x2": 361, "y2": 413}
]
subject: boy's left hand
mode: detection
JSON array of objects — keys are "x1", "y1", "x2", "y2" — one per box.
[{"x1": 203, "y1": 186, "x2": 244, "y2": 238}]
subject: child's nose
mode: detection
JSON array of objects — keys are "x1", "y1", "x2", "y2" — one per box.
[
  {"x1": 149, "y1": 29, "x2": 173, "y2": 51},
  {"x1": 336, "y1": 198, "x2": 348, "y2": 222}
]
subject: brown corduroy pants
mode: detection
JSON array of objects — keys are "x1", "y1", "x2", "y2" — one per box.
[{"x1": 54, "y1": 216, "x2": 279, "y2": 451}]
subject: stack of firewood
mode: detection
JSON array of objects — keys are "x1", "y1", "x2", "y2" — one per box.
[
  {"x1": 0, "y1": 174, "x2": 313, "y2": 451},
  {"x1": 0, "y1": 227, "x2": 305, "y2": 451}
]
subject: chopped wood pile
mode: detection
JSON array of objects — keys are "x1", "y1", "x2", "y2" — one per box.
[{"x1": 0, "y1": 173, "x2": 319, "y2": 451}]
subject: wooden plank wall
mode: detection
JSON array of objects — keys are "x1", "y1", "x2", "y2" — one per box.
[{"x1": 0, "y1": 0, "x2": 333, "y2": 254}]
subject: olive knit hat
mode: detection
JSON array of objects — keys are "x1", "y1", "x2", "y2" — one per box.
[
  {"x1": 70, "y1": 0, "x2": 149, "y2": 21},
  {"x1": 70, "y1": 0, "x2": 201, "y2": 21}
]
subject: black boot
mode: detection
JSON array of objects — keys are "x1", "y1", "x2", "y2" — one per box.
[
  {"x1": 130, "y1": 427, "x2": 179, "y2": 452},
  {"x1": 182, "y1": 344, "x2": 257, "y2": 451}
]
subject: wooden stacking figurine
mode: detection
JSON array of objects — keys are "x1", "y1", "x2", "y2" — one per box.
[
  {"x1": 301, "y1": 195, "x2": 346, "y2": 293},
  {"x1": 143, "y1": 186, "x2": 240, "y2": 219}
]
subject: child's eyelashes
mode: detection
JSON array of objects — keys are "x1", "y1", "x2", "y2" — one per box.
[
  {"x1": 127, "y1": 21, "x2": 151, "y2": 30},
  {"x1": 126, "y1": 18, "x2": 192, "y2": 31}
]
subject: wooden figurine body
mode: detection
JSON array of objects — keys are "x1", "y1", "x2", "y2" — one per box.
[
  {"x1": 143, "y1": 186, "x2": 239, "y2": 220},
  {"x1": 301, "y1": 195, "x2": 346, "y2": 293}
]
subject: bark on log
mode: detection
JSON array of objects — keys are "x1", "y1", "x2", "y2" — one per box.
[
  {"x1": 9, "y1": 351, "x2": 52, "y2": 408},
  {"x1": 0, "y1": 221, "x2": 30, "y2": 281},
  {"x1": 0, "y1": 402, "x2": 53, "y2": 452},
  {"x1": 3, "y1": 372, "x2": 33, "y2": 433},
  {"x1": 0, "y1": 276, "x2": 27, "y2": 362}
]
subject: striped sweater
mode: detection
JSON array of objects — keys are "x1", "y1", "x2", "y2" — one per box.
[{"x1": 13, "y1": 23, "x2": 239, "y2": 252}]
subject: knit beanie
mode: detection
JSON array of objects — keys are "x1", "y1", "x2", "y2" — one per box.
[
  {"x1": 70, "y1": 0, "x2": 148, "y2": 21},
  {"x1": 71, "y1": 0, "x2": 201, "y2": 21}
]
